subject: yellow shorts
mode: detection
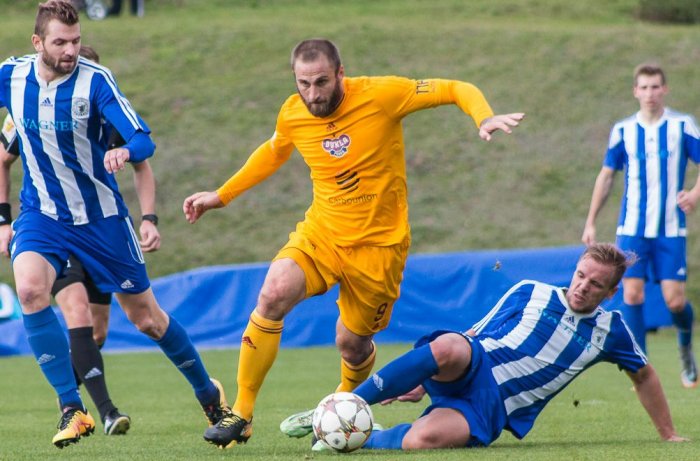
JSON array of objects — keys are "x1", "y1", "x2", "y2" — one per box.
[{"x1": 274, "y1": 221, "x2": 410, "y2": 337}]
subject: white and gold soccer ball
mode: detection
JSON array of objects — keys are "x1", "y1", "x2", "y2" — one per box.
[{"x1": 312, "y1": 392, "x2": 374, "y2": 453}]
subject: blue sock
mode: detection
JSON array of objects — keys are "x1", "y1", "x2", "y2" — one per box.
[
  {"x1": 23, "y1": 308, "x2": 81, "y2": 408},
  {"x1": 155, "y1": 316, "x2": 216, "y2": 405},
  {"x1": 364, "y1": 424, "x2": 411, "y2": 450},
  {"x1": 671, "y1": 302, "x2": 694, "y2": 347},
  {"x1": 354, "y1": 343, "x2": 438, "y2": 405},
  {"x1": 620, "y1": 303, "x2": 646, "y2": 353}
]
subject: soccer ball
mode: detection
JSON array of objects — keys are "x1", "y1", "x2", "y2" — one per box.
[{"x1": 312, "y1": 392, "x2": 374, "y2": 453}]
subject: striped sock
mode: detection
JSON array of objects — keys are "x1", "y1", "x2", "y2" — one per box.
[
  {"x1": 336, "y1": 342, "x2": 376, "y2": 392},
  {"x1": 233, "y1": 310, "x2": 284, "y2": 419}
]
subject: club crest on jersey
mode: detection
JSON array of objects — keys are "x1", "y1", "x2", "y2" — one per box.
[
  {"x1": 322, "y1": 134, "x2": 351, "y2": 158},
  {"x1": 72, "y1": 98, "x2": 90, "y2": 119}
]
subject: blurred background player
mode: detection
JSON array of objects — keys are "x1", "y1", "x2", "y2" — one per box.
[
  {"x1": 0, "y1": 45, "x2": 160, "y2": 435},
  {"x1": 108, "y1": 0, "x2": 144, "y2": 17},
  {"x1": 0, "y1": 1, "x2": 229, "y2": 448},
  {"x1": 344, "y1": 243, "x2": 686, "y2": 450},
  {"x1": 183, "y1": 38, "x2": 524, "y2": 448},
  {"x1": 582, "y1": 63, "x2": 700, "y2": 389}
]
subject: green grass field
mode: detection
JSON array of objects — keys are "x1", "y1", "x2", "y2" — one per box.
[
  {"x1": 2, "y1": 1, "x2": 700, "y2": 459},
  {"x1": 1, "y1": 330, "x2": 699, "y2": 460}
]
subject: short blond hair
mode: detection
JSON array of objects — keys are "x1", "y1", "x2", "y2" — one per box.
[{"x1": 579, "y1": 243, "x2": 636, "y2": 288}]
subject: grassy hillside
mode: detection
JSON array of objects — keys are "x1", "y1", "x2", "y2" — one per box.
[{"x1": 2, "y1": 0, "x2": 700, "y2": 298}]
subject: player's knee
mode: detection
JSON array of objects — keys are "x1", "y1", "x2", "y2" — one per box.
[
  {"x1": 430, "y1": 333, "x2": 469, "y2": 371},
  {"x1": 257, "y1": 284, "x2": 301, "y2": 319},
  {"x1": 93, "y1": 330, "x2": 107, "y2": 346},
  {"x1": 665, "y1": 296, "x2": 686, "y2": 313},
  {"x1": 623, "y1": 290, "x2": 644, "y2": 305},
  {"x1": 15, "y1": 282, "x2": 51, "y2": 311},
  {"x1": 91, "y1": 320, "x2": 108, "y2": 345},
  {"x1": 336, "y1": 336, "x2": 372, "y2": 364},
  {"x1": 124, "y1": 308, "x2": 166, "y2": 338},
  {"x1": 402, "y1": 428, "x2": 444, "y2": 449},
  {"x1": 131, "y1": 316, "x2": 162, "y2": 338}
]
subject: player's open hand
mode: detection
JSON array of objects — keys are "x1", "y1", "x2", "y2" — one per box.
[
  {"x1": 0, "y1": 225, "x2": 12, "y2": 258},
  {"x1": 380, "y1": 385, "x2": 426, "y2": 405},
  {"x1": 104, "y1": 147, "x2": 130, "y2": 173},
  {"x1": 139, "y1": 220, "x2": 161, "y2": 252},
  {"x1": 479, "y1": 113, "x2": 525, "y2": 141},
  {"x1": 183, "y1": 191, "x2": 225, "y2": 224},
  {"x1": 677, "y1": 189, "x2": 700, "y2": 214}
]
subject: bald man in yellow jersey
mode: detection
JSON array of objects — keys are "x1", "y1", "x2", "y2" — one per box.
[{"x1": 183, "y1": 38, "x2": 524, "y2": 449}]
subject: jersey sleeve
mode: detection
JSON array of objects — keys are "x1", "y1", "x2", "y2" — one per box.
[
  {"x1": 604, "y1": 311, "x2": 648, "y2": 372},
  {"x1": 93, "y1": 70, "x2": 151, "y2": 142},
  {"x1": 1, "y1": 113, "x2": 18, "y2": 156},
  {"x1": 683, "y1": 115, "x2": 700, "y2": 164},
  {"x1": 371, "y1": 77, "x2": 494, "y2": 127},
  {"x1": 216, "y1": 104, "x2": 295, "y2": 204},
  {"x1": 471, "y1": 281, "x2": 535, "y2": 335},
  {"x1": 603, "y1": 125, "x2": 626, "y2": 170},
  {"x1": 0, "y1": 58, "x2": 14, "y2": 109}
]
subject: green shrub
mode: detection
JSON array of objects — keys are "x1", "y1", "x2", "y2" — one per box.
[{"x1": 638, "y1": 0, "x2": 700, "y2": 23}]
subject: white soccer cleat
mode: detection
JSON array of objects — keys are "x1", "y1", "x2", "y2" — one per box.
[
  {"x1": 680, "y1": 345, "x2": 698, "y2": 389},
  {"x1": 280, "y1": 409, "x2": 314, "y2": 438}
]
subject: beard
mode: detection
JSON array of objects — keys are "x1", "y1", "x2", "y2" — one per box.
[
  {"x1": 41, "y1": 52, "x2": 77, "y2": 76},
  {"x1": 301, "y1": 80, "x2": 344, "y2": 118}
]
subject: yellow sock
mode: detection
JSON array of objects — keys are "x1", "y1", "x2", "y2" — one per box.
[
  {"x1": 233, "y1": 310, "x2": 283, "y2": 420},
  {"x1": 336, "y1": 342, "x2": 376, "y2": 392}
]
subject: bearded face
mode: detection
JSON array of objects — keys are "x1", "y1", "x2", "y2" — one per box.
[
  {"x1": 294, "y1": 57, "x2": 345, "y2": 118},
  {"x1": 300, "y1": 76, "x2": 343, "y2": 118},
  {"x1": 41, "y1": 46, "x2": 77, "y2": 75},
  {"x1": 33, "y1": 19, "x2": 80, "y2": 79}
]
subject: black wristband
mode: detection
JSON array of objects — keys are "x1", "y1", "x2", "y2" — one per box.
[
  {"x1": 0, "y1": 203, "x2": 11, "y2": 226},
  {"x1": 142, "y1": 214, "x2": 158, "y2": 226}
]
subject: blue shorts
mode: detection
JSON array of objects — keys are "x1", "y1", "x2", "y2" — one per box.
[
  {"x1": 616, "y1": 235, "x2": 686, "y2": 282},
  {"x1": 51, "y1": 255, "x2": 113, "y2": 305},
  {"x1": 11, "y1": 211, "x2": 150, "y2": 294},
  {"x1": 414, "y1": 330, "x2": 507, "y2": 447}
]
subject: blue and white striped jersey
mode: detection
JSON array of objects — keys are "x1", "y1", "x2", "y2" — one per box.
[
  {"x1": 472, "y1": 280, "x2": 647, "y2": 439},
  {"x1": 0, "y1": 54, "x2": 151, "y2": 225},
  {"x1": 604, "y1": 109, "x2": 700, "y2": 238}
]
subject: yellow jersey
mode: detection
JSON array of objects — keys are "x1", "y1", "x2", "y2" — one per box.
[{"x1": 217, "y1": 76, "x2": 494, "y2": 247}]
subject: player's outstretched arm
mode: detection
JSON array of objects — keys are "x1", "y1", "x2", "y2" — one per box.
[
  {"x1": 627, "y1": 364, "x2": 689, "y2": 442},
  {"x1": 582, "y1": 167, "x2": 616, "y2": 246},
  {"x1": 183, "y1": 191, "x2": 225, "y2": 224},
  {"x1": 478, "y1": 113, "x2": 525, "y2": 141}
]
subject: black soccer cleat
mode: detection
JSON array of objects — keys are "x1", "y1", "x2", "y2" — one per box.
[{"x1": 203, "y1": 413, "x2": 253, "y2": 449}]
